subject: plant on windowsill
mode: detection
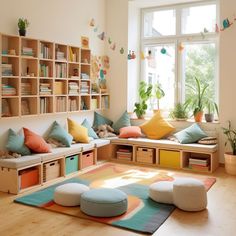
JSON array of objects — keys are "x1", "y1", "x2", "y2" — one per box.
[
  {"x1": 152, "y1": 82, "x2": 165, "y2": 113},
  {"x1": 169, "y1": 102, "x2": 189, "y2": 121},
  {"x1": 134, "y1": 81, "x2": 153, "y2": 119},
  {"x1": 222, "y1": 121, "x2": 236, "y2": 175},
  {"x1": 18, "y1": 18, "x2": 30, "y2": 36},
  {"x1": 185, "y1": 77, "x2": 208, "y2": 122},
  {"x1": 204, "y1": 100, "x2": 219, "y2": 122}
]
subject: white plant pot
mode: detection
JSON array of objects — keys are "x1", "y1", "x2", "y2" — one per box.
[{"x1": 224, "y1": 152, "x2": 236, "y2": 175}]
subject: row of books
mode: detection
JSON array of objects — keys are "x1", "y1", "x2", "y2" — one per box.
[
  {"x1": 2, "y1": 64, "x2": 13, "y2": 76},
  {"x1": 68, "y1": 82, "x2": 79, "y2": 95},
  {"x1": 39, "y1": 43, "x2": 51, "y2": 59},
  {"x1": 116, "y1": 148, "x2": 132, "y2": 161},
  {"x1": 188, "y1": 158, "x2": 209, "y2": 171},
  {"x1": 40, "y1": 97, "x2": 50, "y2": 113},
  {"x1": 22, "y1": 47, "x2": 34, "y2": 57},
  {"x1": 40, "y1": 64, "x2": 50, "y2": 77},
  {"x1": 68, "y1": 98, "x2": 78, "y2": 111},
  {"x1": 56, "y1": 97, "x2": 66, "y2": 112},
  {"x1": 40, "y1": 83, "x2": 52, "y2": 95},
  {"x1": 55, "y1": 63, "x2": 67, "y2": 78},
  {"x1": 2, "y1": 84, "x2": 16, "y2": 96},
  {"x1": 21, "y1": 82, "x2": 31, "y2": 95},
  {"x1": 80, "y1": 81, "x2": 89, "y2": 94}
]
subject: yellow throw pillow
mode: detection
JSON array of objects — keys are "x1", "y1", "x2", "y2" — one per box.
[
  {"x1": 140, "y1": 110, "x2": 175, "y2": 139},
  {"x1": 67, "y1": 118, "x2": 89, "y2": 143}
]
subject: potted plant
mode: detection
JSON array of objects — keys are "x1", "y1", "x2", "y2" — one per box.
[
  {"x1": 152, "y1": 82, "x2": 165, "y2": 113},
  {"x1": 185, "y1": 77, "x2": 208, "y2": 122},
  {"x1": 222, "y1": 121, "x2": 236, "y2": 175},
  {"x1": 134, "y1": 81, "x2": 152, "y2": 119},
  {"x1": 18, "y1": 18, "x2": 30, "y2": 36},
  {"x1": 169, "y1": 103, "x2": 188, "y2": 121},
  {"x1": 204, "y1": 100, "x2": 219, "y2": 122}
]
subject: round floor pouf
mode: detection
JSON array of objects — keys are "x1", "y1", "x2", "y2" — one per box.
[
  {"x1": 54, "y1": 183, "x2": 90, "y2": 207},
  {"x1": 149, "y1": 181, "x2": 174, "y2": 204},
  {"x1": 173, "y1": 178, "x2": 207, "y2": 211},
  {"x1": 80, "y1": 188, "x2": 128, "y2": 217}
]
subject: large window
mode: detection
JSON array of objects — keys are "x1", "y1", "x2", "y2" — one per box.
[{"x1": 141, "y1": 1, "x2": 218, "y2": 117}]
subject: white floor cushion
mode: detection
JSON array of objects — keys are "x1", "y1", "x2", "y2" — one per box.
[
  {"x1": 173, "y1": 178, "x2": 207, "y2": 211},
  {"x1": 54, "y1": 183, "x2": 90, "y2": 206},
  {"x1": 149, "y1": 181, "x2": 174, "y2": 204}
]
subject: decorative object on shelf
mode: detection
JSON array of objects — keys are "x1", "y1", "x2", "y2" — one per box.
[
  {"x1": 222, "y1": 121, "x2": 236, "y2": 175},
  {"x1": 18, "y1": 18, "x2": 30, "y2": 36},
  {"x1": 134, "y1": 81, "x2": 153, "y2": 119},
  {"x1": 169, "y1": 103, "x2": 188, "y2": 121},
  {"x1": 204, "y1": 100, "x2": 219, "y2": 122},
  {"x1": 81, "y1": 36, "x2": 89, "y2": 49}
]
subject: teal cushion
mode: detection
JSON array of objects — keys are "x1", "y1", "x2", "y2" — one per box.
[
  {"x1": 48, "y1": 121, "x2": 73, "y2": 147},
  {"x1": 112, "y1": 111, "x2": 131, "y2": 134},
  {"x1": 6, "y1": 129, "x2": 31, "y2": 156},
  {"x1": 174, "y1": 123, "x2": 208, "y2": 144},
  {"x1": 93, "y1": 112, "x2": 113, "y2": 128},
  {"x1": 82, "y1": 119, "x2": 98, "y2": 139},
  {"x1": 80, "y1": 188, "x2": 128, "y2": 217}
]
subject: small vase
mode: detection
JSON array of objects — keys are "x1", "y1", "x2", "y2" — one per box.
[
  {"x1": 205, "y1": 113, "x2": 214, "y2": 122},
  {"x1": 19, "y1": 29, "x2": 26, "y2": 36},
  {"x1": 194, "y1": 111, "x2": 203, "y2": 122}
]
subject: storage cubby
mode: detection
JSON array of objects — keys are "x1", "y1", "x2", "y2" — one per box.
[
  {"x1": 55, "y1": 62, "x2": 67, "y2": 78},
  {"x1": 65, "y1": 154, "x2": 79, "y2": 175},
  {"x1": 80, "y1": 80, "x2": 90, "y2": 94},
  {"x1": 68, "y1": 96, "x2": 80, "y2": 112},
  {"x1": 39, "y1": 97, "x2": 53, "y2": 114},
  {"x1": 91, "y1": 95, "x2": 100, "y2": 110},
  {"x1": 80, "y1": 150, "x2": 95, "y2": 169},
  {"x1": 68, "y1": 46, "x2": 80, "y2": 63},
  {"x1": 54, "y1": 80, "x2": 67, "y2": 95},
  {"x1": 112, "y1": 144, "x2": 133, "y2": 162},
  {"x1": 39, "y1": 40, "x2": 54, "y2": 60},
  {"x1": 81, "y1": 48, "x2": 91, "y2": 64},
  {"x1": 21, "y1": 78, "x2": 38, "y2": 95},
  {"x1": 68, "y1": 80, "x2": 79, "y2": 95},
  {"x1": 1, "y1": 77, "x2": 19, "y2": 96},
  {"x1": 1, "y1": 97, "x2": 19, "y2": 117},
  {"x1": 21, "y1": 58, "x2": 38, "y2": 77},
  {"x1": 136, "y1": 147, "x2": 155, "y2": 164},
  {"x1": 21, "y1": 97, "x2": 38, "y2": 115},
  {"x1": 55, "y1": 44, "x2": 67, "y2": 61},
  {"x1": 43, "y1": 159, "x2": 63, "y2": 183},
  {"x1": 2, "y1": 56, "x2": 19, "y2": 76},
  {"x1": 159, "y1": 149, "x2": 181, "y2": 169},
  {"x1": 55, "y1": 96, "x2": 67, "y2": 112},
  {"x1": 1, "y1": 35, "x2": 20, "y2": 56},
  {"x1": 39, "y1": 78, "x2": 53, "y2": 95},
  {"x1": 39, "y1": 60, "x2": 53, "y2": 77},
  {"x1": 68, "y1": 63, "x2": 80, "y2": 79},
  {"x1": 21, "y1": 38, "x2": 38, "y2": 58},
  {"x1": 80, "y1": 95, "x2": 90, "y2": 110},
  {"x1": 81, "y1": 65, "x2": 90, "y2": 79}
]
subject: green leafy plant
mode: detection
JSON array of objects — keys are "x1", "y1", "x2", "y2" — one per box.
[
  {"x1": 134, "y1": 81, "x2": 152, "y2": 118},
  {"x1": 153, "y1": 82, "x2": 165, "y2": 109},
  {"x1": 169, "y1": 103, "x2": 188, "y2": 120},
  {"x1": 18, "y1": 18, "x2": 30, "y2": 30},
  {"x1": 222, "y1": 121, "x2": 236, "y2": 155},
  {"x1": 205, "y1": 99, "x2": 219, "y2": 116}
]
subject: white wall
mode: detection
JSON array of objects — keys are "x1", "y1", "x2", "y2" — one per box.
[{"x1": 0, "y1": 0, "x2": 106, "y2": 149}]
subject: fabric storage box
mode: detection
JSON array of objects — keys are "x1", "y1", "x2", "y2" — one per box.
[
  {"x1": 65, "y1": 155, "x2": 79, "y2": 175},
  {"x1": 81, "y1": 151, "x2": 94, "y2": 169},
  {"x1": 19, "y1": 167, "x2": 39, "y2": 189},
  {"x1": 159, "y1": 150, "x2": 181, "y2": 168},
  {"x1": 43, "y1": 160, "x2": 60, "y2": 182},
  {"x1": 136, "y1": 147, "x2": 155, "y2": 164}
]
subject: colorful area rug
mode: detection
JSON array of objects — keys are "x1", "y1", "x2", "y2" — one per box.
[{"x1": 15, "y1": 163, "x2": 216, "y2": 234}]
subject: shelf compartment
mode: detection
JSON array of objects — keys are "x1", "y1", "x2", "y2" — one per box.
[
  {"x1": 21, "y1": 78, "x2": 38, "y2": 96},
  {"x1": 55, "y1": 43, "x2": 67, "y2": 61},
  {"x1": 21, "y1": 97, "x2": 38, "y2": 115},
  {"x1": 68, "y1": 80, "x2": 79, "y2": 95},
  {"x1": 80, "y1": 151, "x2": 94, "y2": 169},
  {"x1": 91, "y1": 95, "x2": 100, "y2": 110},
  {"x1": 43, "y1": 160, "x2": 61, "y2": 183},
  {"x1": 80, "y1": 80, "x2": 90, "y2": 94},
  {"x1": 1, "y1": 77, "x2": 19, "y2": 96},
  {"x1": 68, "y1": 46, "x2": 80, "y2": 63},
  {"x1": 19, "y1": 167, "x2": 40, "y2": 190},
  {"x1": 68, "y1": 96, "x2": 80, "y2": 112},
  {"x1": 2, "y1": 57, "x2": 19, "y2": 76},
  {"x1": 54, "y1": 80, "x2": 67, "y2": 95},
  {"x1": 68, "y1": 63, "x2": 80, "y2": 78},
  {"x1": 55, "y1": 96, "x2": 67, "y2": 112},
  {"x1": 39, "y1": 60, "x2": 53, "y2": 77},
  {"x1": 65, "y1": 154, "x2": 79, "y2": 175},
  {"x1": 80, "y1": 64, "x2": 90, "y2": 78},
  {"x1": 101, "y1": 95, "x2": 109, "y2": 109},
  {"x1": 1, "y1": 97, "x2": 19, "y2": 117},
  {"x1": 81, "y1": 48, "x2": 91, "y2": 64},
  {"x1": 159, "y1": 149, "x2": 181, "y2": 169},
  {"x1": 21, "y1": 58, "x2": 38, "y2": 77},
  {"x1": 39, "y1": 40, "x2": 54, "y2": 60},
  {"x1": 80, "y1": 95, "x2": 90, "y2": 110},
  {"x1": 136, "y1": 147, "x2": 155, "y2": 164},
  {"x1": 2, "y1": 34, "x2": 20, "y2": 56},
  {"x1": 55, "y1": 62, "x2": 67, "y2": 78},
  {"x1": 39, "y1": 78, "x2": 53, "y2": 96},
  {"x1": 112, "y1": 144, "x2": 133, "y2": 161},
  {"x1": 39, "y1": 97, "x2": 53, "y2": 114},
  {"x1": 21, "y1": 38, "x2": 38, "y2": 57}
]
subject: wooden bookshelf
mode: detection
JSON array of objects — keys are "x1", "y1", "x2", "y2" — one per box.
[{"x1": 0, "y1": 33, "x2": 110, "y2": 118}]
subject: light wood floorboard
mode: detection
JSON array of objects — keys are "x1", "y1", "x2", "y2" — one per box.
[{"x1": 0, "y1": 164, "x2": 236, "y2": 236}]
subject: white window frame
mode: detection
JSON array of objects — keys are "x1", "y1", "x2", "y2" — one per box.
[{"x1": 140, "y1": 0, "x2": 219, "y2": 113}]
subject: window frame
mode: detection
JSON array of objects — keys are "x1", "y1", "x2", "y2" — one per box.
[{"x1": 140, "y1": 0, "x2": 219, "y2": 115}]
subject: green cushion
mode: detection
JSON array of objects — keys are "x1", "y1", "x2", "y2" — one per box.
[
  {"x1": 82, "y1": 119, "x2": 98, "y2": 139},
  {"x1": 174, "y1": 123, "x2": 208, "y2": 144},
  {"x1": 93, "y1": 112, "x2": 113, "y2": 128},
  {"x1": 6, "y1": 129, "x2": 31, "y2": 156},
  {"x1": 48, "y1": 121, "x2": 73, "y2": 147},
  {"x1": 112, "y1": 111, "x2": 131, "y2": 134}
]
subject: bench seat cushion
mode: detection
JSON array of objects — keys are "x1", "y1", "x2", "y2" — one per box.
[{"x1": 91, "y1": 139, "x2": 110, "y2": 147}]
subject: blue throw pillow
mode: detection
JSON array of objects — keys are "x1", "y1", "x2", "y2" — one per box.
[
  {"x1": 82, "y1": 119, "x2": 98, "y2": 139},
  {"x1": 6, "y1": 129, "x2": 31, "y2": 155},
  {"x1": 112, "y1": 111, "x2": 131, "y2": 133},
  {"x1": 48, "y1": 121, "x2": 73, "y2": 147},
  {"x1": 173, "y1": 123, "x2": 208, "y2": 144},
  {"x1": 93, "y1": 112, "x2": 113, "y2": 128}
]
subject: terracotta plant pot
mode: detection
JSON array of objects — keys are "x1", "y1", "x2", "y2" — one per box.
[
  {"x1": 224, "y1": 152, "x2": 236, "y2": 175},
  {"x1": 194, "y1": 111, "x2": 203, "y2": 122}
]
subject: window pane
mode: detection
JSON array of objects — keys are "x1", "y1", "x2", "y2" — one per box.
[
  {"x1": 181, "y1": 4, "x2": 216, "y2": 34},
  {"x1": 144, "y1": 45, "x2": 175, "y2": 114},
  {"x1": 183, "y1": 43, "x2": 217, "y2": 112},
  {"x1": 144, "y1": 10, "x2": 176, "y2": 37}
]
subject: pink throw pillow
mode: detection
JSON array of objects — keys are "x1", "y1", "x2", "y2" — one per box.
[{"x1": 119, "y1": 126, "x2": 142, "y2": 138}]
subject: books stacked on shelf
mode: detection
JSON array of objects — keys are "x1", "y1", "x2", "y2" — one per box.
[
  {"x1": 56, "y1": 51, "x2": 66, "y2": 61},
  {"x1": 22, "y1": 47, "x2": 34, "y2": 57},
  {"x1": 1, "y1": 99, "x2": 11, "y2": 117},
  {"x1": 81, "y1": 73, "x2": 90, "y2": 80},
  {"x1": 68, "y1": 98, "x2": 78, "y2": 111},
  {"x1": 21, "y1": 100, "x2": 30, "y2": 115},
  {"x1": 80, "y1": 81, "x2": 89, "y2": 94},
  {"x1": 55, "y1": 63, "x2": 67, "y2": 78},
  {"x1": 40, "y1": 83, "x2": 52, "y2": 95},
  {"x1": 21, "y1": 82, "x2": 31, "y2": 95},
  {"x1": 40, "y1": 43, "x2": 50, "y2": 59},
  {"x1": 68, "y1": 82, "x2": 79, "y2": 95},
  {"x1": 56, "y1": 97, "x2": 66, "y2": 112},
  {"x1": 2, "y1": 84, "x2": 16, "y2": 96},
  {"x1": 188, "y1": 158, "x2": 209, "y2": 171},
  {"x1": 40, "y1": 64, "x2": 50, "y2": 77},
  {"x1": 40, "y1": 97, "x2": 50, "y2": 113},
  {"x1": 116, "y1": 148, "x2": 132, "y2": 161},
  {"x1": 2, "y1": 64, "x2": 13, "y2": 76},
  {"x1": 101, "y1": 96, "x2": 109, "y2": 109}
]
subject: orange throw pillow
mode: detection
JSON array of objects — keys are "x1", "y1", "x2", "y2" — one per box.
[
  {"x1": 119, "y1": 126, "x2": 142, "y2": 138},
  {"x1": 23, "y1": 128, "x2": 50, "y2": 153}
]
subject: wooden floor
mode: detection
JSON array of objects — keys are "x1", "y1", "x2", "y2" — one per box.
[{"x1": 0, "y1": 164, "x2": 236, "y2": 236}]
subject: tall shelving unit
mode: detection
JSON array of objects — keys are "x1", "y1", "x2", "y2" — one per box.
[{"x1": 0, "y1": 33, "x2": 110, "y2": 118}]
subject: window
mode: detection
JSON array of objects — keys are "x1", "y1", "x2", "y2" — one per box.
[{"x1": 141, "y1": 1, "x2": 218, "y2": 117}]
